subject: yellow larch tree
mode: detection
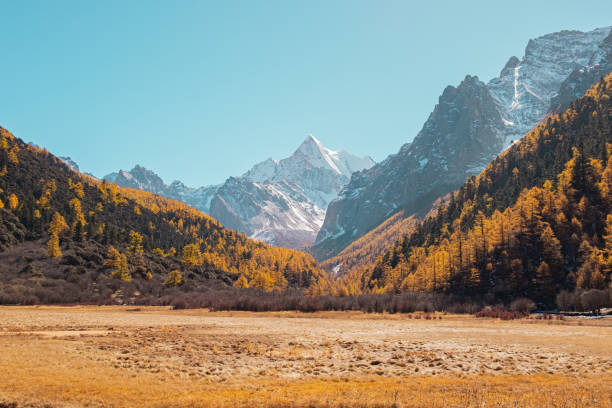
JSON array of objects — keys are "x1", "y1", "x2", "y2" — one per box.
[
  {"x1": 8, "y1": 193, "x2": 18, "y2": 210},
  {"x1": 182, "y1": 243, "x2": 203, "y2": 267},
  {"x1": 164, "y1": 270, "x2": 182, "y2": 287},
  {"x1": 47, "y1": 233, "x2": 61, "y2": 258},
  {"x1": 234, "y1": 274, "x2": 250, "y2": 289}
]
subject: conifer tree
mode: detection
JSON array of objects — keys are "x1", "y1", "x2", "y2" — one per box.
[
  {"x1": 164, "y1": 270, "x2": 182, "y2": 287},
  {"x1": 182, "y1": 243, "x2": 202, "y2": 267},
  {"x1": 73, "y1": 220, "x2": 85, "y2": 242},
  {"x1": 8, "y1": 193, "x2": 18, "y2": 210},
  {"x1": 234, "y1": 274, "x2": 250, "y2": 289},
  {"x1": 104, "y1": 246, "x2": 123, "y2": 269},
  {"x1": 48, "y1": 212, "x2": 68, "y2": 236},
  {"x1": 47, "y1": 233, "x2": 61, "y2": 258},
  {"x1": 250, "y1": 270, "x2": 274, "y2": 291},
  {"x1": 110, "y1": 253, "x2": 131, "y2": 282},
  {"x1": 127, "y1": 230, "x2": 144, "y2": 256}
]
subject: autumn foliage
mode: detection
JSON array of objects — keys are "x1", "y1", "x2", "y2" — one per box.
[
  {"x1": 363, "y1": 73, "x2": 612, "y2": 306},
  {"x1": 0, "y1": 125, "x2": 324, "y2": 296}
]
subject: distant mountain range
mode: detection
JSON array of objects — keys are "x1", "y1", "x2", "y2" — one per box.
[
  {"x1": 313, "y1": 26, "x2": 612, "y2": 262},
  {"x1": 103, "y1": 165, "x2": 220, "y2": 216},
  {"x1": 104, "y1": 135, "x2": 374, "y2": 249}
]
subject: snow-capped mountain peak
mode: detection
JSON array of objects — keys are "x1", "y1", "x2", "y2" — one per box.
[
  {"x1": 297, "y1": 134, "x2": 324, "y2": 153},
  {"x1": 104, "y1": 135, "x2": 374, "y2": 249},
  {"x1": 211, "y1": 135, "x2": 374, "y2": 248},
  {"x1": 288, "y1": 134, "x2": 375, "y2": 179},
  {"x1": 243, "y1": 134, "x2": 374, "y2": 184},
  {"x1": 488, "y1": 26, "x2": 611, "y2": 144},
  {"x1": 291, "y1": 134, "x2": 345, "y2": 176}
]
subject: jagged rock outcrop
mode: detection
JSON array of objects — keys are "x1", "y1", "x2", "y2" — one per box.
[
  {"x1": 58, "y1": 156, "x2": 80, "y2": 172},
  {"x1": 314, "y1": 75, "x2": 505, "y2": 259},
  {"x1": 550, "y1": 29, "x2": 612, "y2": 111},
  {"x1": 488, "y1": 26, "x2": 611, "y2": 143}
]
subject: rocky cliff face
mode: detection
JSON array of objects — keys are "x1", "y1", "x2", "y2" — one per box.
[
  {"x1": 313, "y1": 26, "x2": 612, "y2": 260},
  {"x1": 488, "y1": 27, "x2": 611, "y2": 143},
  {"x1": 104, "y1": 135, "x2": 373, "y2": 249},
  {"x1": 314, "y1": 76, "x2": 506, "y2": 259},
  {"x1": 550, "y1": 29, "x2": 612, "y2": 111}
]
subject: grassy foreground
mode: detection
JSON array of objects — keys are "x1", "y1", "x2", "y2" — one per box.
[
  {"x1": 1, "y1": 371, "x2": 610, "y2": 407},
  {"x1": 0, "y1": 306, "x2": 610, "y2": 407}
]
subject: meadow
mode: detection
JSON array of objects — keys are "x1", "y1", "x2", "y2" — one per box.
[{"x1": 0, "y1": 306, "x2": 610, "y2": 407}]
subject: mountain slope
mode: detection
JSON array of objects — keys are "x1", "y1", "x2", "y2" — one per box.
[
  {"x1": 365, "y1": 73, "x2": 612, "y2": 306},
  {"x1": 320, "y1": 210, "x2": 418, "y2": 277},
  {"x1": 0, "y1": 127, "x2": 324, "y2": 304},
  {"x1": 313, "y1": 26, "x2": 612, "y2": 261},
  {"x1": 105, "y1": 135, "x2": 374, "y2": 249},
  {"x1": 314, "y1": 75, "x2": 506, "y2": 259}
]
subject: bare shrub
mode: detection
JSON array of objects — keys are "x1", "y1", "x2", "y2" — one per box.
[
  {"x1": 579, "y1": 289, "x2": 610, "y2": 314},
  {"x1": 475, "y1": 307, "x2": 526, "y2": 320},
  {"x1": 555, "y1": 290, "x2": 574, "y2": 312},
  {"x1": 510, "y1": 298, "x2": 536, "y2": 314},
  {"x1": 447, "y1": 302, "x2": 482, "y2": 314},
  {"x1": 146, "y1": 288, "x2": 484, "y2": 314}
]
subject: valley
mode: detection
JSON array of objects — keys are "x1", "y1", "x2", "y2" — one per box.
[{"x1": 2, "y1": 3, "x2": 612, "y2": 407}]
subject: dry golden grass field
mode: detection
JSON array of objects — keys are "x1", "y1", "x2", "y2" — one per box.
[{"x1": 0, "y1": 306, "x2": 611, "y2": 407}]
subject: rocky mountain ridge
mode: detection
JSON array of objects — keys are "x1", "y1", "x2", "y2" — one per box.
[{"x1": 313, "y1": 26, "x2": 612, "y2": 261}]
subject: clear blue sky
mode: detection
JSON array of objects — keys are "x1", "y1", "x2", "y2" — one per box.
[{"x1": 1, "y1": 1, "x2": 610, "y2": 186}]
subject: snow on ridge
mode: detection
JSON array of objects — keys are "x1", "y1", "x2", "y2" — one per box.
[
  {"x1": 292, "y1": 134, "x2": 375, "y2": 179},
  {"x1": 240, "y1": 134, "x2": 374, "y2": 212},
  {"x1": 509, "y1": 65, "x2": 522, "y2": 112},
  {"x1": 210, "y1": 134, "x2": 375, "y2": 248},
  {"x1": 488, "y1": 25, "x2": 611, "y2": 150}
]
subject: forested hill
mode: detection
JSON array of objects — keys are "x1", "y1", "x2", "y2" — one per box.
[
  {"x1": 365, "y1": 73, "x2": 612, "y2": 307},
  {"x1": 0, "y1": 129, "x2": 323, "y2": 304}
]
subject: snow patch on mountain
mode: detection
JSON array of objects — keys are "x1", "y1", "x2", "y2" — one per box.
[{"x1": 488, "y1": 27, "x2": 611, "y2": 145}]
